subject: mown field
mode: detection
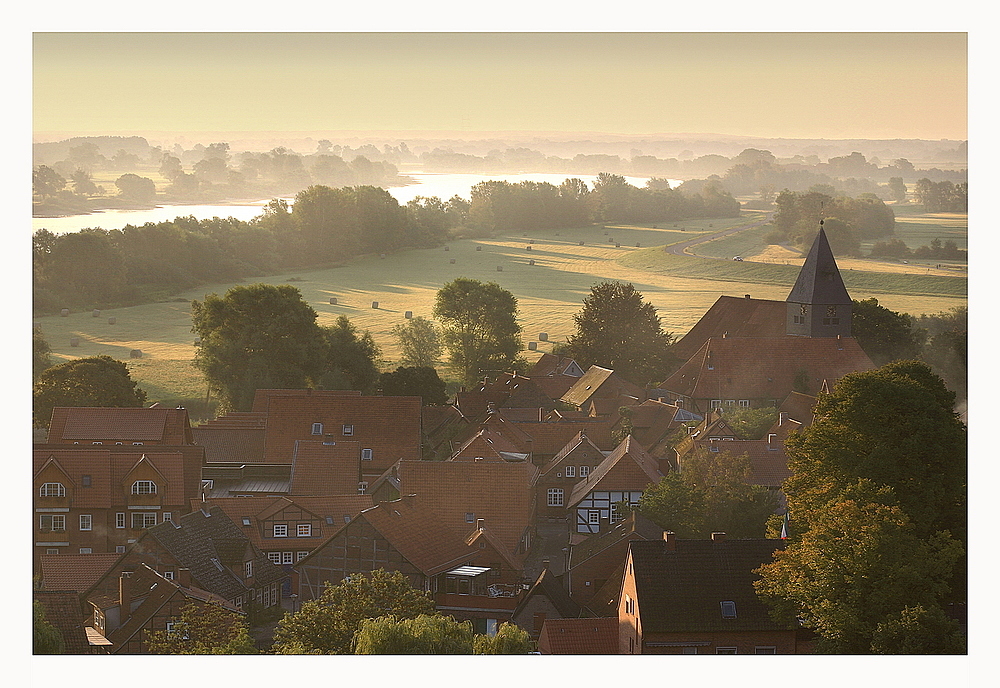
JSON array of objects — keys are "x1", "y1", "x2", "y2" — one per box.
[{"x1": 34, "y1": 210, "x2": 968, "y2": 418}]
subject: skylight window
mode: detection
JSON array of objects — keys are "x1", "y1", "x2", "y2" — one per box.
[{"x1": 721, "y1": 601, "x2": 737, "y2": 619}]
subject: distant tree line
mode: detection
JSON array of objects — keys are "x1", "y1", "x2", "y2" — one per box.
[
  {"x1": 914, "y1": 178, "x2": 968, "y2": 212},
  {"x1": 765, "y1": 188, "x2": 896, "y2": 256}
]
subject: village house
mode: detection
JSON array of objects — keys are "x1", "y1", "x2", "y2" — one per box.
[
  {"x1": 537, "y1": 617, "x2": 619, "y2": 654},
  {"x1": 560, "y1": 365, "x2": 646, "y2": 415},
  {"x1": 509, "y1": 565, "x2": 581, "y2": 640},
  {"x1": 535, "y1": 432, "x2": 608, "y2": 521}
]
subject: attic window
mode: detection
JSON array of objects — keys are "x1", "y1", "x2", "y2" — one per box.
[
  {"x1": 579, "y1": 466, "x2": 590, "y2": 477},
  {"x1": 343, "y1": 515, "x2": 351, "y2": 523},
  {"x1": 325, "y1": 516, "x2": 334, "y2": 525},
  {"x1": 357, "y1": 482, "x2": 368, "y2": 495},
  {"x1": 81, "y1": 475, "x2": 92, "y2": 487},
  {"x1": 40, "y1": 482, "x2": 66, "y2": 497},
  {"x1": 242, "y1": 517, "x2": 252, "y2": 526},
  {"x1": 132, "y1": 480, "x2": 157, "y2": 495},
  {"x1": 465, "y1": 512, "x2": 476, "y2": 523},
  {"x1": 342, "y1": 424, "x2": 354, "y2": 436},
  {"x1": 721, "y1": 601, "x2": 737, "y2": 619},
  {"x1": 311, "y1": 422, "x2": 323, "y2": 435},
  {"x1": 361, "y1": 448, "x2": 373, "y2": 461}
]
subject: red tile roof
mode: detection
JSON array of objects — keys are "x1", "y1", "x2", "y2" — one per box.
[
  {"x1": 47, "y1": 406, "x2": 193, "y2": 444},
  {"x1": 568, "y1": 436, "x2": 663, "y2": 507},
  {"x1": 538, "y1": 617, "x2": 619, "y2": 654},
  {"x1": 671, "y1": 295, "x2": 788, "y2": 362},
  {"x1": 40, "y1": 553, "x2": 121, "y2": 593},
  {"x1": 251, "y1": 388, "x2": 360, "y2": 413},
  {"x1": 191, "y1": 425, "x2": 266, "y2": 463},
  {"x1": 289, "y1": 439, "x2": 361, "y2": 494},
  {"x1": 34, "y1": 590, "x2": 91, "y2": 654},
  {"x1": 561, "y1": 366, "x2": 644, "y2": 408}
]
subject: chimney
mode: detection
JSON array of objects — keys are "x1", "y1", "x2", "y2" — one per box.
[
  {"x1": 176, "y1": 568, "x2": 192, "y2": 588},
  {"x1": 711, "y1": 532, "x2": 726, "y2": 542},
  {"x1": 779, "y1": 412, "x2": 789, "y2": 426},
  {"x1": 837, "y1": 334, "x2": 843, "y2": 350},
  {"x1": 768, "y1": 433, "x2": 777, "y2": 446},
  {"x1": 477, "y1": 518, "x2": 485, "y2": 531},
  {"x1": 541, "y1": 558, "x2": 550, "y2": 571},
  {"x1": 119, "y1": 572, "x2": 133, "y2": 612},
  {"x1": 663, "y1": 531, "x2": 676, "y2": 551}
]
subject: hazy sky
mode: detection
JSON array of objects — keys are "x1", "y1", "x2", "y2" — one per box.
[{"x1": 33, "y1": 32, "x2": 967, "y2": 141}]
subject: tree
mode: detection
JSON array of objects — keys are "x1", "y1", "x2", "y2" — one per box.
[
  {"x1": 636, "y1": 472, "x2": 707, "y2": 538},
  {"x1": 887, "y1": 177, "x2": 907, "y2": 203},
  {"x1": 473, "y1": 622, "x2": 531, "y2": 654},
  {"x1": 353, "y1": 614, "x2": 474, "y2": 654},
  {"x1": 315, "y1": 315, "x2": 382, "y2": 394},
  {"x1": 146, "y1": 602, "x2": 257, "y2": 655},
  {"x1": 851, "y1": 298, "x2": 923, "y2": 365},
  {"x1": 719, "y1": 406, "x2": 778, "y2": 439},
  {"x1": 33, "y1": 165, "x2": 66, "y2": 198},
  {"x1": 433, "y1": 278, "x2": 523, "y2": 386},
  {"x1": 33, "y1": 328, "x2": 53, "y2": 383},
  {"x1": 272, "y1": 569, "x2": 435, "y2": 654},
  {"x1": 33, "y1": 600, "x2": 65, "y2": 654},
  {"x1": 114, "y1": 173, "x2": 157, "y2": 203},
  {"x1": 191, "y1": 284, "x2": 328, "y2": 412},
  {"x1": 565, "y1": 281, "x2": 676, "y2": 386},
  {"x1": 392, "y1": 316, "x2": 442, "y2": 368},
  {"x1": 70, "y1": 168, "x2": 99, "y2": 196},
  {"x1": 379, "y1": 366, "x2": 448, "y2": 405},
  {"x1": 33, "y1": 355, "x2": 147, "y2": 428}
]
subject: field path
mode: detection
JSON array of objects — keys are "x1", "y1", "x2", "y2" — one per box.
[{"x1": 665, "y1": 213, "x2": 775, "y2": 258}]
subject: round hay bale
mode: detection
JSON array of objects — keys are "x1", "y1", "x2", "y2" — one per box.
[
  {"x1": 539, "y1": 332, "x2": 548, "y2": 341},
  {"x1": 579, "y1": 241, "x2": 584, "y2": 246},
  {"x1": 371, "y1": 301, "x2": 379, "y2": 309},
  {"x1": 70, "y1": 337, "x2": 80, "y2": 347},
  {"x1": 529, "y1": 259, "x2": 535, "y2": 265},
  {"x1": 529, "y1": 239, "x2": 534, "y2": 244},
  {"x1": 404, "y1": 311, "x2": 413, "y2": 319},
  {"x1": 92, "y1": 309, "x2": 100, "y2": 317},
  {"x1": 526, "y1": 245, "x2": 532, "y2": 250},
  {"x1": 450, "y1": 258, "x2": 456, "y2": 264},
  {"x1": 615, "y1": 243, "x2": 621, "y2": 248},
  {"x1": 476, "y1": 245, "x2": 482, "y2": 251},
  {"x1": 496, "y1": 265, "x2": 503, "y2": 272},
  {"x1": 444, "y1": 246, "x2": 450, "y2": 251},
  {"x1": 130, "y1": 349, "x2": 143, "y2": 359},
  {"x1": 194, "y1": 337, "x2": 201, "y2": 346},
  {"x1": 329, "y1": 297, "x2": 338, "y2": 305},
  {"x1": 107, "y1": 317, "x2": 116, "y2": 325},
  {"x1": 636, "y1": 242, "x2": 641, "y2": 247},
  {"x1": 60, "y1": 309, "x2": 69, "y2": 317}
]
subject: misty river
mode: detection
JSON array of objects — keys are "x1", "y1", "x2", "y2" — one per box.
[{"x1": 32, "y1": 171, "x2": 667, "y2": 234}]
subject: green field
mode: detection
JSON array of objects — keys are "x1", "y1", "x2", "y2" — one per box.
[{"x1": 35, "y1": 210, "x2": 967, "y2": 417}]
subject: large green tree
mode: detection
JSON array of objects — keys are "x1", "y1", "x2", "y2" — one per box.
[
  {"x1": 316, "y1": 315, "x2": 382, "y2": 394},
  {"x1": 32, "y1": 328, "x2": 53, "y2": 383},
  {"x1": 353, "y1": 614, "x2": 474, "y2": 654},
  {"x1": 33, "y1": 355, "x2": 147, "y2": 428},
  {"x1": 272, "y1": 569, "x2": 435, "y2": 655},
  {"x1": 379, "y1": 366, "x2": 448, "y2": 405},
  {"x1": 433, "y1": 278, "x2": 523, "y2": 386},
  {"x1": 33, "y1": 601, "x2": 65, "y2": 654},
  {"x1": 473, "y1": 622, "x2": 531, "y2": 654},
  {"x1": 191, "y1": 284, "x2": 328, "y2": 412},
  {"x1": 392, "y1": 316, "x2": 442, "y2": 368},
  {"x1": 146, "y1": 602, "x2": 257, "y2": 655},
  {"x1": 565, "y1": 281, "x2": 676, "y2": 386},
  {"x1": 851, "y1": 297, "x2": 923, "y2": 365}
]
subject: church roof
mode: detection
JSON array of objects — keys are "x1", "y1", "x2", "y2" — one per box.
[{"x1": 786, "y1": 226, "x2": 852, "y2": 305}]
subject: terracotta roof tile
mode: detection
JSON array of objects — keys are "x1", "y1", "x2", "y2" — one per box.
[
  {"x1": 40, "y1": 553, "x2": 121, "y2": 593},
  {"x1": 289, "y1": 439, "x2": 361, "y2": 494},
  {"x1": 251, "y1": 388, "x2": 360, "y2": 413},
  {"x1": 568, "y1": 436, "x2": 663, "y2": 506},
  {"x1": 33, "y1": 590, "x2": 91, "y2": 654},
  {"x1": 191, "y1": 426, "x2": 266, "y2": 463},
  {"x1": 47, "y1": 407, "x2": 192, "y2": 444},
  {"x1": 672, "y1": 295, "x2": 788, "y2": 362},
  {"x1": 538, "y1": 617, "x2": 619, "y2": 654}
]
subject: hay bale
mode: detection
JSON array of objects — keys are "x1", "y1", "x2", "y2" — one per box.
[
  {"x1": 70, "y1": 337, "x2": 79, "y2": 347},
  {"x1": 371, "y1": 301, "x2": 379, "y2": 309},
  {"x1": 496, "y1": 266, "x2": 503, "y2": 272},
  {"x1": 92, "y1": 309, "x2": 100, "y2": 317},
  {"x1": 476, "y1": 245, "x2": 482, "y2": 251},
  {"x1": 450, "y1": 258, "x2": 456, "y2": 264},
  {"x1": 404, "y1": 311, "x2": 412, "y2": 319},
  {"x1": 130, "y1": 349, "x2": 142, "y2": 359},
  {"x1": 107, "y1": 317, "x2": 116, "y2": 325},
  {"x1": 579, "y1": 241, "x2": 584, "y2": 246},
  {"x1": 444, "y1": 246, "x2": 450, "y2": 251},
  {"x1": 526, "y1": 245, "x2": 532, "y2": 250},
  {"x1": 60, "y1": 309, "x2": 69, "y2": 317},
  {"x1": 528, "y1": 341, "x2": 537, "y2": 351},
  {"x1": 539, "y1": 332, "x2": 548, "y2": 341},
  {"x1": 529, "y1": 239, "x2": 534, "y2": 244},
  {"x1": 636, "y1": 242, "x2": 641, "y2": 247},
  {"x1": 615, "y1": 243, "x2": 621, "y2": 248},
  {"x1": 329, "y1": 297, "x2": 338, "y2": 305},
  {"x1": 529, "y1": 259, "x2": 535, "y2": 265},
  {"x1": 194, "y1": 338, "x2": 201, "y2": 346}
]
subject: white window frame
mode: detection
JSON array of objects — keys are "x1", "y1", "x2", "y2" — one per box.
[
  {"x1": 342, "y1": 424, "x2": 354, "y2": 436},
  {"x1": 131, "y1": 480, "x2": 157, "y2": 495},
  {"x1": 358, "y1": 482, "x2": 368, "y2": 494},
  {"x1": 754, "y1": 646, "x2": 777, "y2": 654},
  {"x1": 116, "y1": 512, "x2": 126, "y2": 529},
  {"x1": 739, "y1": 399, "x2": 750, "y2": 408},
  {"x1": 465, "y1": 512, "x2": 475, "y2": 523},
  {"x1": 162, "y1": 512, "x2": 172, "y2": 523},
  {"x1": 163, "y1": 571, "x2": 174, "y2": 580},
  {"x1": 711, "y1": 399, "x2": 722, "y2": 408},
  {"x1": 245, "y1": 561, "x2": 253, "y2": 578},
  {"x1": 40, "y1": 482, "x2": 65, "y2": 497},
  {"x1": 79, "y1": 547, "x2": 92, "y2": 554},
  {"x1": 716, "y1": 647, "x2": 738, "y2": 654},
  {"x1": 40, "y1": 514, "x2": 65, "y2": 532},
  {"x1": 281, "y1": 551, "x2": 294, "y2": 565},
  {"x1": 579, "y1": 465, "x2": 590, "y2": 478},
  {"x1": 565, "y1": 465, "x2": 576, "y2": 478},
  {"x1": 311, "y1": 422, "x2": 324, "y2": 435},
  {"x1": 267, "y1": 552, "x2": 281, "y2": 564},
  {"x1": 131, "y1": 512, "x2": 158, "y2": 529},
  {"x1": 79, "y1": 514, "x2": 92, "y2": 531},
  {"x1": 116, "y1": 545, "x2": 126, "y2": 553},
  {"x1": 547, "y1": 488, "x2": 564, "y2": 507},
  {"x1": 273, "y1": 524, "x2": 288, "y2": 538},
  {"x1": 361, "y1": 448, "x2": 373, "y2": 461},
  {"x1": 296, "y1": 523, "x2": 311, "y2": 537},
  {"x1": 588, "y1": 510, "x2": 600, "y2": 525}
]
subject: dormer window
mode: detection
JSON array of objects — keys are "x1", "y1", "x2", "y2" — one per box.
[
  {"x1": 39, "y1": 482, "x2": 65, "y2": 497},
  {"x1": 273, "y1": 524, "x2": 288, "y2": 537},
  {"x1": 132, "y1": 480, "x2": 157, "y2": 495},
  {"x1": 342, "y1": 424, "x2": 354, "y2": 436},
  {"x1": 297, "y1": 523, "x2": 311, "y2": 537},
  {"x1": 565, "y1": 466, "x2": 576, "y2": 478},
  {"x1": 361, "y1": 448, "x2": 373, "y2": 461},
  {"x1": 311, "y1": 422, "x2": 324, "y2": 435},
  {"x1": 721, "y1": 601, "x2": 737, "y2": 619},
  {"x1": 245, "y1": 561, "x2": 253, "y2": 578}
]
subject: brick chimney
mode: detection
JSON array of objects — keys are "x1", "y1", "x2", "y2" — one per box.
[
  {"x1": 778, "y1": 412, "x2": 789, "y2": 426},
  {"x1": 118, "y1": 571, "x2": 133, "y2": 612},
  {"x1": 663, "y1": 531, "x2": 676, "y2": 551},
  {"x1": 477, "y1": 518, "x2": 485, "y2": 531},
  {"x1": 711, "y1": 532, "x2": 726, "y2": 542},
  {"x1": 176, "y1": 568, "x2": 192, "y2": 588}
]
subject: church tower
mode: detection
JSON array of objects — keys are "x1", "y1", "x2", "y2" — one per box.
[{"x1": 785, "y1": 223, "x2": 853, "y2": 338}]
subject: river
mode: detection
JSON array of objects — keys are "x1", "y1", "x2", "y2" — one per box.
[{"x1": 32, "y1": 171, "x2": 670, "y2": 234}]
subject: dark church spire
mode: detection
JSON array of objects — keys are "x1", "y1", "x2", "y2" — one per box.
[{"x1": 785, "y1": 223, "x2": 853, "y2": 337}]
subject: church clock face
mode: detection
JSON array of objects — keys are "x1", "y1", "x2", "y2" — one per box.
[{"x1": 827, "y1": 305, "x2": 838, "y2": 317}]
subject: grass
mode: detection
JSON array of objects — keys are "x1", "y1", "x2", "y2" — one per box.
[{"x1": 34, "y1": 212, "x2": 968, "y2": 409}]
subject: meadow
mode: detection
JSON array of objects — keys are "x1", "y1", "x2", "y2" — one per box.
[{"x1": 34, "y1": 210, "x2": 968, "y2": 418}]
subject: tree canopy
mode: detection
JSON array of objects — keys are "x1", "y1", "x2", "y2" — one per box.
[
  {"x1": 392, "y1": 316, "x2": 442, "y2": 368},
  {"x1": 33, "y1": 355, "x2": 147, "y2": 428},
  {"x1": 353, "y1": 614, "x2": 474, "y2": 654},
  {"x1": 433, "y1": 278, "x2": 523, "y2": 386},
  {"x1": 565, "y1": 281, "x2": 676, "y2": 386},
  {"x1": 316, "y1": 315, "x2": 382, "y2": 395},
  {"x1": 33, "y1": 601, "x2": 65, "y2": 654},
  {"x1": 272, "y1": 569, "x2": 435, "y2": 655},
  {"x1": 32, "y1": 328, "x2": 53, "y2": 383},
  {"x1": 851, "y1": 298, "x2": 923, "y2": 366},
  {"x1": 146, "y1": 602, "x2": 257, "y2": 655},
  {"x1": 379, "y1": 366, "x2": 449, "y2": 406}
]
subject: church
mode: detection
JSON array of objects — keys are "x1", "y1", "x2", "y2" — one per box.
[{"x1": 658, "y1": 225, "x2": 875, "y2": 414}]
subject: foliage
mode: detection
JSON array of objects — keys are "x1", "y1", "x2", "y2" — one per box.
[
  {"x1": 316, "y1": 315, "x2": 382, "y2": 394},
  {"x1": 754, "y1": 484, "x2": 964, "y2": 654},
  {"x1": 869, "y1": 604, "x2": 966, "y2": 654},
  {"x1": 850, "y1": 298, "x2": 924, "y2": 365},
  {"x1": 272, "y1": 569, "x2": 435, "y2": 655},
  {"x1": 114, "y1": 173, "x2": 157, "y2": 203},
  {"x1": 32, "y1": 328, "x2": 53, "y2": 383},
  {"x1": 770, "y1": 188, "x2": 895, "y2": 252},
  {"x1": 33, "y1": 165, "x2": 66, "y2": 197},
  {"x1": 720, "y1": 406, "x2": 778, "y2": 440},
  {"x1": 33, "y1": 600, "x2": 65, "y2": 654},
  {"x1": 146, "y1": 602, "x2": 257, "y2": 655},
  {"x1": 914, "y1": 178, "x2": 967, "y2": 212},
  {"x1": 433, "y1": 278, "x2": 523, "y2": 386},
  {"x1": 379, "y1": 366, "x2": 449, "y2": 405},
  {"x1": 392, "y1": 316, "x2": 442, "y2": 368},
  {"x1": 473, "y1": 622, "x2": 531, "y2": 654},
  {"x1": 565, "y1": 281, "x2": 676, "y2": 386},
  {"x1": 191, "y1": 284, "x2": 328, "y2": 412},
  {"x1": 636, "y1": 472, "x2": 707, "y2": 539},
  {"x1": 33, "y1": 355, "x2": 147, "y2": 428},
  {"x1": 353, "y1": 614, "x2": 474, "y2": 654}
]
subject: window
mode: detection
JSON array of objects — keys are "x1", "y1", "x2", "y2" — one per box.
[
  {"x1": 342, "y1": 424, "x2": 354, "y2": 436},
  {"x1": 92, "y1": 442, "x2": 102, "y2": 445},
  {"x1": 132, "y1": 512, "x2": 157, "y2": 529},
  {"x1": 716, "y1": 647, "x2": 738, "y2": 654},
  {"x1": 131, "y1": 480, "x2": 157, "y2": 495},
  {"x1": 610, "y1": 502, "x2": 624, "y2": 524},
  {"x1": 547, "y1": 488, "x2": 564, "y2": 507},
  {"x1": 465, "y1": 512, "x2": 475, "y2": 523},
  {"x1": 721, "y1": 600, "x2": 737, "y2": 619},
  {"x1": 267, "y1": 552, "x2": 281, "y2": 564},
  {"x1": 116, "y1": 545, "x2": 126, "y2": 553},
  {"x1": 132, "y1": 442, "x2": 143, "y2": 446},
  {"x1": 79, "y1": 548, "x2": 92, "y2": 554},
  {"x1": 724, "y1": 399, "x2": 735, "y2": 407},
  {"x1": 358, "y1": 482, "x2": 368, "y2": 495},
  {"x1": 46, "y1": 548, "x2": 59, "y2": 555},
  {"x1": 40, "y1": 483, "x2": 65, "y2": 497},
  {"x1": 282, "y1": 551, "x2": 294, "y2": 565},
  {"x1": 682, "y1": 647, "x2": 698, "y2": 655},
  {"x1": 311, "y1": 422, "x2": 323, "y2": 435},
  {"x1": 242, "y1": 517, "x2": 252, "y2": 526},
  {"x1": 81, "y1": 475, "x2": 92, "y2": 487},
  {"x1": 739, "y1": 399, "x2": 750, "y2": 408},
  {"x1": 163, "y1": 571, "x2": 174, "y2": 580},
  {"x1": 711, "y1": 399, "x2": 722, "y2": 408},
  {"x1": 245, "y1": 561, "x2": 253, "y2": 578},
  {"x1": 40, "y1": 515, "x2": 65, "y2": 532},
  {"x1": 296, "y1": 551, "x2": 309, "y2": 562},
  {"x1": 565, "y1": 465, "x2": 576, "y2": 478},
  {"x1": 754, "y1": 647, "x2": 776, "y2": 654},
  {"x1": 162, "y1": 512, "x2": 172, "y2": 523},
  {"x1": 273, "y1": 524, "x2": 288, "y2": 538},
  {"x1": 361, "y1": 448, "x2": 373, "y2": 461},
  {"x1": 588, "y1": 511, "x2": 600, "y2": 525},
  {"x1": 579, "y1": 465, "x2": 590, "y2": 478},
  {"x1": 79, "y1": 514, "x2": 92, "y2": 531},
  {"x1": 116, "y1": 513, "x2": 126, "y2": 529},
  {"x1": 297, "y1": 523, "x2": 311, "y2": 537}
]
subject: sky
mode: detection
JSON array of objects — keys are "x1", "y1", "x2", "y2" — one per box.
[{"x1": 32, "y1": 31, "x2": 967, "y2": 141}]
